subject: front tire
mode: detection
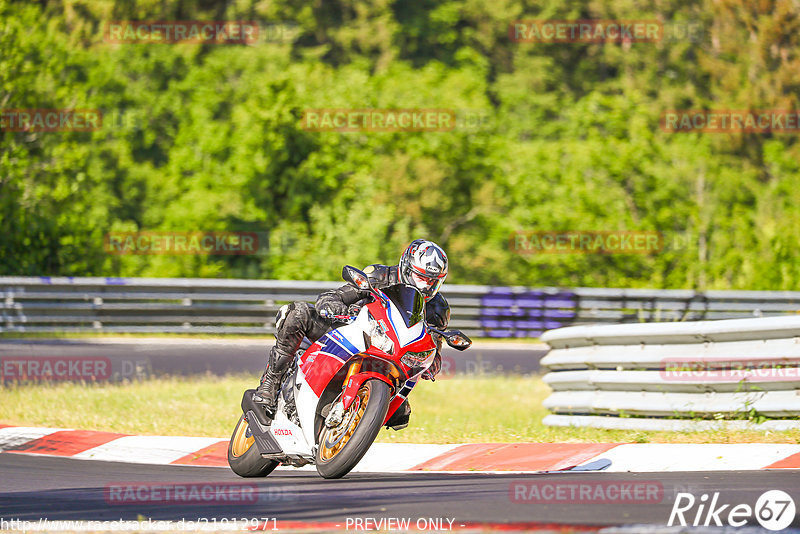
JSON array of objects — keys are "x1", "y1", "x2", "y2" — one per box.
[
  {"x1": 315, "y1": 379, "x2": 391, "y2": 479},
  {"x1": 227, "y1": 414, "x2": 279, "y2": 477}
]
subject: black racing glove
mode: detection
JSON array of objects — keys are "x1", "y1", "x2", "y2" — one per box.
[
  {"x1": 317, "y1": 299, "x2": 348, "y2": 318},
  {"x1": 316, "y1": 284, "x2": 370, "y2": 320}
]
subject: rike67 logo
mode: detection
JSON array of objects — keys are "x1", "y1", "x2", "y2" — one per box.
[{"x1": 669, "y1": 490, "x2": 796, "y2": 531}]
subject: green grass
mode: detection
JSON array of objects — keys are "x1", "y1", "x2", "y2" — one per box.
[
  {"x1": 2, "y1": 374, "x2": 799, "y2": 444},
  {"x1": 0, "y1": 373, "x2": 248, "y2": 437}
]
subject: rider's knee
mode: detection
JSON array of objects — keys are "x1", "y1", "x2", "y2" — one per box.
[
  {"x1": 277, "y1": 301, "x2": 314, "y2": 334},
  {"x1": 291, "y1": 301, "x2": 314, "y2": 326}
]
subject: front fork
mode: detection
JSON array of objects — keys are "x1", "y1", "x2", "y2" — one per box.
[
  {"x1": 344, "y1": 360, "x2": 362, "y2": 384},
  {"x1": 324, "y1": 360, "x2": 397, "y2": 428},
  {"x1": 324, "y1": 361, "x2": 362, "y2": 428}
]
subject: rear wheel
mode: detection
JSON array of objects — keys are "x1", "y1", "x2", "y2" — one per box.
[
  {"x1": 227, "y1": 414, "x2": 279, "y2": 477},
  {"x1": 315, "y1": 379, "x2": 391, "y2": 479}
]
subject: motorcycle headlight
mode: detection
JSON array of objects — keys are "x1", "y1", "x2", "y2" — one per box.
[
  {"x1": 367, "y1": 312, "x2": 395, "y2": 355},
  {"x1": 400, "y1": 349, "x2": 436, "y2": 368}
]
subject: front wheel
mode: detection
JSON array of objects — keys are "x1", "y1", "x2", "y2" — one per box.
[
  {"x1": 315, "y1": 379, "x2": 391, "y2": 479},
  {"x1": 227, "y1": 414, "x2": 279, "y2": 477}
]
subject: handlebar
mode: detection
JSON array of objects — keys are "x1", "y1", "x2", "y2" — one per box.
[
  {"x1": 318, "y1": 310, "x2": 471, "y2": 350},
  {"x1": 318, "y1": 309, "x2": 357, "y2": 323}
]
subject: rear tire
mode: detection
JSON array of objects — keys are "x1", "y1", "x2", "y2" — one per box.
[
  {"x1": 227, "y1": 414, "x2": 279, "y2": 477},
  {"x1": 315, "y1": 379, "x2": 391, "y2": 479}
]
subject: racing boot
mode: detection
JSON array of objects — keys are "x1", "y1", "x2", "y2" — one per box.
[
  {"x1": 253, "y1": 346, "x2": 292, "y2": 418},
  {"x1": 385, "y1": 399, "x2": 411, "y2": 431}
]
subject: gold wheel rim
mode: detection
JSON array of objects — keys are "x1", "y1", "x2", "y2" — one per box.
[
  {"x1": 231, "y1": 416, "x2": 255, "y2": 457},
  {"x1": 319, "y1": 384, "x2": 370, "y2": 462}
]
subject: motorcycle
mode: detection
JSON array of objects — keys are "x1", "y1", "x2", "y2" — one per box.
[{"x1": 227, "y1": 265, "x2": 472, "y2": 479}]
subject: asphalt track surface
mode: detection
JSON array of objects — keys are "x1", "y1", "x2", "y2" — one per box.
[
  {"x1": 3, "y1": 341, "x2": 799, "y2": 530},
  {"x1": 1, "y1": 454, "x2": 799, "y2": 530},
  {"x1": 0, "y1": 338, "x2": 548, "y2": 379}
]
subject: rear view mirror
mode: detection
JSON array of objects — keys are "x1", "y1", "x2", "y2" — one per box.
[
  {"x1": 342, "y1": 265, "x2": 372, "y2": 291},
  {"x1": 444, "y1": 330, "x2": 472, "y2": 351}
]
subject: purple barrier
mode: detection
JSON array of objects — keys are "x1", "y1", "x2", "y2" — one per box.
[{"x1": 479, "y1": 289, "x2": 577, "y2": 337}]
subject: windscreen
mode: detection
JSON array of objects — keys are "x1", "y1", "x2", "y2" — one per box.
[{"x1": 382, "y1": 284, "x2": 425, "y2": 327}]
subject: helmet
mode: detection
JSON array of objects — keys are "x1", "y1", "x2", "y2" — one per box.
[{"x1": 399, "y1": 239, "x2": 448, "y2": 300}]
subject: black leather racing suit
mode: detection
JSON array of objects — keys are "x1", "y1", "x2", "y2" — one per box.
[{"x1": 263, "y1": 264, "x2": 450, "y2": 426}]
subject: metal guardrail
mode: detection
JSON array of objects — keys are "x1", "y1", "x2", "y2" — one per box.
[
  {"x1": 2, "y1": 276, "x2": 800, "y2": 337},
  {"x1": 540, "y1": 316, "x2": 800, "y2": 430},
  {"x1": 0, "y1": 276, "x2": 488, "y2": 335}
]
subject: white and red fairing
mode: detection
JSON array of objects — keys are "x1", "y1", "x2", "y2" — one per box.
[{"x1": 267, "y1": 288, "x2": 436, "y2": 456}]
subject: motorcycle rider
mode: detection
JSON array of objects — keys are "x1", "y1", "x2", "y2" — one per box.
[{"x1": 253, "y1": 239, "x2": 450, "y2": 428}]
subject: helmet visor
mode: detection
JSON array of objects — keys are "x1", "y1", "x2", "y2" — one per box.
[{"x1": 410, "y1": 271, "x2": 443, "y2": 298}]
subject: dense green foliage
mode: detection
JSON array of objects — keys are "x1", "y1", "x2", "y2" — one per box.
[{"x1": 1, "y1": 0, "x2": 798, "y2": 289}]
